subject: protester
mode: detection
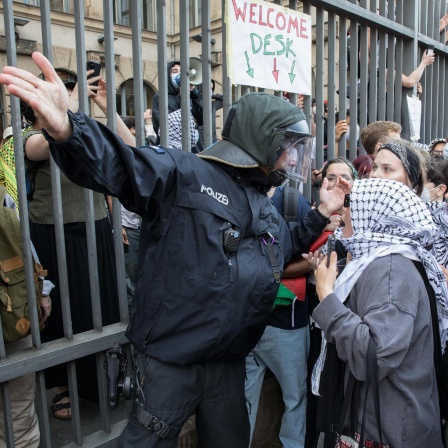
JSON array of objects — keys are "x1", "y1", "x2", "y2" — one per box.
[
  {"x1": 151, "y1": 60, "x2": 203, "y2": 151},
  {"x1": 0, "y1": 52, "x2": 352, "y2": 447},
  {"x1": 360, "y1": 120, "x2": 402, "y2": 156},
  {"x1": 370, "y1": 139, "x2": 425, "y2": 196},
  {"x1": 353, "y1": 154, "x2": 375, "y2": 179},
  {"x1": 0, "y1": 164, "x2": 53, "y2": 447},
  {"x1": 18, "y1": 77, "x2": 120, "y2": 420},
  {"x1": 245, "y1": 147, "x2": 314, "y2": 448},
  {"x1": 313, "y1": 178, "x2": 446, "y2": 448},
  {"x1": 428, "y1": 138, "x2": 448, "y2": 159}
]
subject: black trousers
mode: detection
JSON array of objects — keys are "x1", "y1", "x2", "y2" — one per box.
[{"x1": 117, "y1": 354, "x2": 250, "y2": 448}]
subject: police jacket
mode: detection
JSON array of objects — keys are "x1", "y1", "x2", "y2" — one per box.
[{"x1": 48, "y1": 112, "x2": 329, "y2": 365}]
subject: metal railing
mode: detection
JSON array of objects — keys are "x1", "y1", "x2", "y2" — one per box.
[{"x1": 0, "y1": 0, "x2": 447, "y2": 446}]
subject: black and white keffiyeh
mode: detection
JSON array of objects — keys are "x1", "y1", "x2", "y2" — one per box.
[
  {"x1": 160, "y1": 109, "x2": 199, "y2": 150},
  {"x1": 426, "y1": 200, "x2": 448, "y2": 268},
  {"x1": 312, "y1": 178, "x2": 448, "y2": 395}
]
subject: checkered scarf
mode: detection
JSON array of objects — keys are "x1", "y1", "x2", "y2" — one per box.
[
  {"x1": 312, "y1": 178, "x2": 448, "y2": 395},
  {"x1": 426, "y1": 201, "x2": 448, "y2": 268}
]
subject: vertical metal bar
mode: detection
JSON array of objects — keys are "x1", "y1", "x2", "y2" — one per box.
[
  {"x1": 41, "y1": 0, "x2": 74, "y2": 340},
  {"x1": 402, "y1": 0, "x2": 419, "y2": 140},
  {"x1": 368, "y1": 1, "x2": 378, "y2": 123},
  {"x1": 121, "y1": 88, "x2": 126, "y2": 118},
  {"x1": 386, "y1": 34, "x2": 395, "y2": 121},
  {"x1": 35, "y1": 371, "x2": 51, "y2": 448},
  {"x1": 338, "y1": 16, "x2": 348, "y2": 158},
  {"x1": 201, "y1": 0, "x2": 213, "y2": 149},
  {"x1": 67, "y1": 362, "x2": 82, "y2": 445},
  {"x1": 104, "y1": 0, "x2": 128, "y2": 324},
  {"x1": 288, "y1": 0, "x2": 298, "y2": 115},
  {"x1": 3, "y1": 0, "x2": 42, "y2": 348},
  {"x1": 428, "y1": 0, "x2": 436, "y2": 39},
  {"x1": 326, "y1": 11, "x2": 336, "y2": 162},
  {"x1": 302, "y1": 1, "x2": 312, "y2": 202},
  {"x1": 349, "y1": 16, "x2": 358, "y2": 161},
  {"x1": 394, "y1": 38, "x2": 403, "y2": 124},
  {"x1": 96, "y1": 351, "x2": 111, "y2": 433},
  {"x1": 74, "y1": 0, "x2": 103, "y2": 333},
  {"x1": 315, "y1": 8, "x2": 325, "y2": 168},
  {"x1": 157, "y1": 0, "x2": 169, "y2": 147},
  {"x1": 132, "y1": 0, "x2": 145, "y2": 147},
  {"x1": 180, "y1": 0, "x2": 192, "y2": 152},
  {"x1": 359, "y1": 3, "x2": 368, "y2": 154},
  {"x1": 222, "y1": 0, "x2": 232, "y2": 121},
  {"x1": 0, "y1": 382, "x2": 14, "y2": 447},
  {"x1": 438, "y1": 58, "x2": 445, "y2": 137}
]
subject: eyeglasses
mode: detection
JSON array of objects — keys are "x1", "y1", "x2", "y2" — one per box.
[
  {"x1": 431, "y1": 150, "x2": 444, "y2": 157},
  {"x1": 325, "y1": 175, "x2": 353, "y2": 184}
]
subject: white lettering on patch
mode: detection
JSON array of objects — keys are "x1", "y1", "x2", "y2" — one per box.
[{"x1": 200, "y1": 185, "x2": 229, "y2": 205}]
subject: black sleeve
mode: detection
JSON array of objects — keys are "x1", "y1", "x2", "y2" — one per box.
[
  {"x1": 190, "y1": 88, "x2": 204, "y2": 127},
  {"x1": 46, "y1": 111, "x2": 177, "y2": 221},
  {"x1": 151, "y1": 94, "x2": 160, "y2": 136}
]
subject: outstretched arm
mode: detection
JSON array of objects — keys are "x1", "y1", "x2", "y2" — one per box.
[
  {"x1": 0, "y1": 52, "x2": 71, "y2": 141},
  {"x1": 402, "y1": 50, "x2": 435, "y2": 88}
]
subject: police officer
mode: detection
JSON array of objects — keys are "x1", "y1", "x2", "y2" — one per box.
[{"x1": 0, "y1": 52, "x2": 351, "y2": 448}]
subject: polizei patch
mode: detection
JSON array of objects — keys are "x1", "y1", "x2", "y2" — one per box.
[{"x1": 200, "y1": 185, "x2": 229, "y2": 205}]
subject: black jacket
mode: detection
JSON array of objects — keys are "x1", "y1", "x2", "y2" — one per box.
[
  {"x1": 151, "y1": 61, "x2": 203, "y2": 140},
  {"x1": 48, "y1": 112, "x2": 328, "y2": 365}
]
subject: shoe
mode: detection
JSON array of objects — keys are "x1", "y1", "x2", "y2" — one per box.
[{"x1": 50, "y1": 391, "x2": 71, "y2": 420}]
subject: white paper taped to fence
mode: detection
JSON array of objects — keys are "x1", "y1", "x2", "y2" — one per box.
[{"x1": 407, "y1": 95, "x2": 422, "y2": 142}]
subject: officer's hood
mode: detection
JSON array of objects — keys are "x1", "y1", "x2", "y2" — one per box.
[{"x1": 197, "y1": 92, "x2": 308, "y2": 169}]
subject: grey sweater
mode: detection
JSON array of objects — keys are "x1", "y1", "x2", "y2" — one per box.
[{"x1": 313, "y1": 254, "x2": 443, "y2": 448}]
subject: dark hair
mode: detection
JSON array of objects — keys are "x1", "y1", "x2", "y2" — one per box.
[
  {"x1": 426, "y1": 158, "x2": 447, "y2": 186},
  {"x1": 122, "y1": 116, "x2": 135, "y2": 130},
  {"x1": 314, "y1": 157, "x2": 358, "y2": 189},
  {"x1": 438, "y1": 160, "x2": 448, "y2": 186},
  {"x1": 353, "y1": 155, "x2": 374, "y2": 178},
  {"x1": 20, "y1": 100, "x2": 37, "y2": 125}
]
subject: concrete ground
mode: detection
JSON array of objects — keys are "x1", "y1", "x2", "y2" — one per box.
[{"x1": 46, "y1": 388, "x2": 128, "y2": 448}]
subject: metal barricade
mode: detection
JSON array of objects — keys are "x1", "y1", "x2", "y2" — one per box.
[{"x1": 0, "y1": 0, "x2": 446, "y2": 446}]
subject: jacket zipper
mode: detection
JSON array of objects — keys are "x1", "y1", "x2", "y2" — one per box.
[{"x1": 228, "y1": 258, "x2": 234, "y2": 282}]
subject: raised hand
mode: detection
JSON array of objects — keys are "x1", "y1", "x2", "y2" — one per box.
[
  {"x1": 0, "y1": 52, "x2": 71, "y2": 141},
  {"x1": 318, "y1": 176, "x2": 352, "y2": 217}
]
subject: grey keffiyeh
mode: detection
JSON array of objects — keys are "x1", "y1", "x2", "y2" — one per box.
[
  {"x1": 426, "y1": 200, "x2": 448, "y2": 268},
  {"x1": 312, "y1": 178, "x2": 448, "y2": 395}
]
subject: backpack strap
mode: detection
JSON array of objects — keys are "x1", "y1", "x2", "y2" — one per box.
[{"x1": 283, "y1": 184, "x2": 299, "y2": 223}]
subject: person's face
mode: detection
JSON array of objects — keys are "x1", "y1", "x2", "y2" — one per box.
[
  {"x1": 170, "y1": 64, "x2": 181, "y2": 75},
  {"x1": 275, "y1": 147, "x2": 297, "y2": 171},
  {"x1": 430, "y1": 142, "x2": 445, "y2": 158},
  {"x1": 370, "y1": 150, "x2": 410, "y2": 187},
  {"x1": 423, "y1": 181, "x2": 446, "y2": 201},
  {"x1": 324, "y1": 163, "x2": 354, "y2": 191},
  {"x1": 372, "y1": 131, "x2": 401, "y2": 156}
]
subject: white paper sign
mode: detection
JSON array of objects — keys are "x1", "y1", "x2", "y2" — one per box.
[
  {"x1": 407, "y1": 95, "x2": 422, "y2": 142},
  {"x1": 226, "y1": 0, "x2": 312, "y2": 94}
]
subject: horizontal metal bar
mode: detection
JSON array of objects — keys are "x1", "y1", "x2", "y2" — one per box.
[
  {"x1": 0, "y1": 324, "x2": 128, "y2": 382},
  {"x1": 307, "y1": 0, "x2": 414, "y2": 38}
]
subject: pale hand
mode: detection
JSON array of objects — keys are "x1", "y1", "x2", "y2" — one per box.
[
  {"x1": 318, "y1": 177, "x2": 352, "y2": 217},
  {"x1": 0, "y1": 52, "x2": 71, "y2": 141},
  {"x1": 40, "y1": 295, "x2": 52, "y2": 324},
  {"x1": 315, "y1": 251, "x2": 338, "y2": 302}
]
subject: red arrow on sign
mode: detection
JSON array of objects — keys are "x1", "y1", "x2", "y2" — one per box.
[{"x1": 272, "y1": 58, "x2": 279, "y2": 83}]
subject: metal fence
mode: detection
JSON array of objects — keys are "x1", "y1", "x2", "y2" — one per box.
[{"x1": 0, "y1": 0, "x2": 447, "y2": 446}]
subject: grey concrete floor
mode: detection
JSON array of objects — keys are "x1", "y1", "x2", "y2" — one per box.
[{"x1": 46, "y1": 388, "x2": 128, "y2": 448}]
